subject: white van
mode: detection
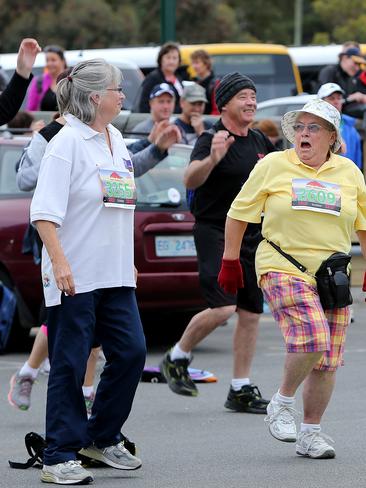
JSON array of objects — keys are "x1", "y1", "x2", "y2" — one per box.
[{"x1": 0, "y1": 49, "x2": 144, "y2": 111}]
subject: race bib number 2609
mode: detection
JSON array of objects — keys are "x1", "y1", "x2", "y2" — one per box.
[{"x1": 291, "y1": 178, "x2": 341, "y2": 216}]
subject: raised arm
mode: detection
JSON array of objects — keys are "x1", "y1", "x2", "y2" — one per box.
[
  {"x1": 184, "y1": 130, "x2": 234, "y2": 189},
  {"x1": 0, "y1": 38, "x2": 41, "y2": 124}
]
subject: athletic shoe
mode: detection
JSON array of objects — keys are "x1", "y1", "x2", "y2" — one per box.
[
  {"x1": 159, "y1": 351, "x2": 198, "y2": 397},
  {"x1": 8, "y1": 371, "x2": 35, "y2": 411},
  {"x1": 84, "y1": 392, "x2": 95, "y2": 417},
  {"x1": 296, "y1": 431, "x2": 335, "y2": 459},
  {"x1": 264, "y1": 395, "x2": 298, "y2": 442},
  {"x1": 79, "y1": 441, "x2": 142, "y2": 470},
  {"x1": 41, "y1": 460, "x2": 94, "y2": 484},
  {"x1": 224, "y1": 385, "x2": 269, "y2": 413}
]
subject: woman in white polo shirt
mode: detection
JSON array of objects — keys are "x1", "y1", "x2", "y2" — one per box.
[
  {"x1": 31, "y1": 59, "x2": 146, "y2": 485},
  {"x1": 218, "y1": 99, "x2": 366, "y2": 460}
]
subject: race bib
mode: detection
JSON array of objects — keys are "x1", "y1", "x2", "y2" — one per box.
[
  {"x1": 291, "y1": 178, "x2": 341, "y2": 216},
  {"x1": 98, "y1": 167, "x2": 136, "y2": 209}
]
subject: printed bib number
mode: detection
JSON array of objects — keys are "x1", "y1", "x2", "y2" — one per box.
[
  {"x1": 292, "y1": 178, "x2": 341, "y2": 216},
  {"x1": 98, "y1": 167, "x2": 136, "y2": 209}
]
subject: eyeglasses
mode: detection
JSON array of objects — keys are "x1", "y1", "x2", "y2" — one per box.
[
  {"x1": 293, "y1": 123, "x2": 328, "y2": 134},
  {"x1": 106, "y1": 87, "x2": 124, "y2": 93}
]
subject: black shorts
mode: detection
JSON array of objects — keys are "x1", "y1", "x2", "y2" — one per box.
[{"x1": 193, "y1": 222, "x2": 263, "y2": 313}]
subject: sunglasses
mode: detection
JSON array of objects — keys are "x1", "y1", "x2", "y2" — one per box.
[{"x1": 293, "y1": 123, "x2": 330, "y2": 134}]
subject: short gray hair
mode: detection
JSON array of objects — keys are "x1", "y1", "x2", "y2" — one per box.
[{"x1": 56, "y1": 58, "x2": 122, "y2": 125}]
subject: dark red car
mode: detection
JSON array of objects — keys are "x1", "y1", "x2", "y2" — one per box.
[{"x1": 0, "y1": 137, "x2": 204, "y2": 345}]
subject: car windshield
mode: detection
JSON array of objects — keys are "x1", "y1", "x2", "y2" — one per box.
[
  {"x1": 135, "y1": 144, "x2": 191, "y2": 209},
  {"x1": 0, "y1": 140, "x2": 192, "y2": 209},
  {"x1": 0, "y1": 142, "x2": 28, "y2": 196}
]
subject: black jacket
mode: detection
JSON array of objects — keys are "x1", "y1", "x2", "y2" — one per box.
[
  {"x1": 138, "y1": 68, "x2": 183, "y2": 114},
  {"x1": 0, "y1": 72, "x2": 33, "y2": 125}
]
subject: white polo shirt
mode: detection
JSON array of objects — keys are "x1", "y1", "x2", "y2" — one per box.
[{"x1": 30, "y1": 114, "x2": 136, "y2": 306}]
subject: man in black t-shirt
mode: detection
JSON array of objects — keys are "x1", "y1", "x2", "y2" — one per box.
[{"x1": 160, "y1": 72, "x2": 275, "y2": 413}]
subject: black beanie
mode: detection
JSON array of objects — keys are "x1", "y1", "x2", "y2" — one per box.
[{"x1": 215, "y1": 72, "x2": 256, "y2": 111}]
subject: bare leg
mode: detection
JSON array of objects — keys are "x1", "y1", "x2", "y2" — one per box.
[
  {"x1": 179, "y1": 305, "x2": 236, "y2": 353},
  {"x1": 279, "y1": 351, "x2": 324, "y2": 397},
  {"x1": 83, "y1": 347, "x2": 101, "y2": 387},
  {"x1": 302, "y1": 369, "x2": 336, "y2": 424},
  {"x1": 233, "y1": 309, "x2": 260, "y2": 378},
  {"x1": 28, "y1": 327, "x2": 48, "y2": 369}
]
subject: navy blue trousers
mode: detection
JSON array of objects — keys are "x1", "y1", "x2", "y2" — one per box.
[{"x1": 43, "y1": 287, "x2": 146, "y2": 466}]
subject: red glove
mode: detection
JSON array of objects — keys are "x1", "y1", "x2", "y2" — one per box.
[
  {"x1": 362, "y1": 271, "x2": 366, "y2": 291},
  {"x1": 217, "y1": 258, "x2": 244, "y2": 295}
]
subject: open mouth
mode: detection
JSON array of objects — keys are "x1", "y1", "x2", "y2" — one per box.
[{"x1": 300, "y1": 141, "x2": 311, "y2": 149}]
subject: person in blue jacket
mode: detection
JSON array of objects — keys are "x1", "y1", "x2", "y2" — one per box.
[{"x1": 318, "y1": 82, "x2": 362, "y2": 169}]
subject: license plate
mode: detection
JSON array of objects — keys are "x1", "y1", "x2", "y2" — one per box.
[{"x1": 155, "y1": 235, "x2": 196, "y2": 257}]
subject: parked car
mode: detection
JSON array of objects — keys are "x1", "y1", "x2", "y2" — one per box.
[
  {"x1": 256, "y1": 94, "x2": 316, "y2": 118},
  {"x1": 0, "y1": 137, "x2": 204, "y2": 347}
]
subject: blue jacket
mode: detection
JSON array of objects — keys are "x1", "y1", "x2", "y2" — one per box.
[{"x1": 341, "y1": 114, "x2": 362, "y2": 169}]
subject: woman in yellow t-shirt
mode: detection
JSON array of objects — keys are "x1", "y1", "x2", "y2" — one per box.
[{"x1": 218, "y1": 99, "x2": 366, "y2": 460}]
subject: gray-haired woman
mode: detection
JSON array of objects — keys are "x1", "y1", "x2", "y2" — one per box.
[{"x1": 30, "y1": 59, "x2": 146, "y2": 485}]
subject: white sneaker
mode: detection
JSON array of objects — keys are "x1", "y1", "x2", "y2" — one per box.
[
  {"x1": 79, "y1": 441, "x2": 142, "y2": 470},
  {"x1": 264, "y1": 395, "x2": 298, "y2": 442},
  {"x1": 296, "y1": 431, "x2": 335, "y2": 459},
  {"x1": 41, "y1": 460, "x2": 94, "y2": 484}
]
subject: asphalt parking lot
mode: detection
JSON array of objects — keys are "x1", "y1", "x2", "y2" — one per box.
[{"x1": 1, "y1": 289, "x2": 365, "y2": 488}]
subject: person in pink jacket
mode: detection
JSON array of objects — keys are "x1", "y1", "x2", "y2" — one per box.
[{"x1": 26, "y1": 45, "x2": 66, "y2": 111}]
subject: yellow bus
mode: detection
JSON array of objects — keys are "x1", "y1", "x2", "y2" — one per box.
[{"x1": 180, "y1": 43, "x2": 303, "y2": 102}]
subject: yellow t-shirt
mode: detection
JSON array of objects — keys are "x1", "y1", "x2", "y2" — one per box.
[{"x1": 227, "y1": 148, "x2": 366, "y2": 284}]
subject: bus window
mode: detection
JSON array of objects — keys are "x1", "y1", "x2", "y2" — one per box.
[
  {"x1": 180, "y1": 44, "x2": 302, "y2": 103},
  {"x1": 211, "y1": 53, "x2": 298, "y2": 101}
]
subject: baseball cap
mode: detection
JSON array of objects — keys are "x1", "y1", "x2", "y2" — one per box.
[
  {"x1": 181, "y1": 83, "x2": 207, "y2": 103},
  {"x1": 317, "y1": 83, "x2": 345, "y2": 99},
  {"x1": 341, "y1": 47, "x2": 366, "y2": 65},
  {"x1": 149, "y1": 83, "x2": 175, "y2": 100}
]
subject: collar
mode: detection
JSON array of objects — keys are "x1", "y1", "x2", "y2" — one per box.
[
  {"x1": 64, "y1": 113, "x2": 120, "y2": 140},
  {"x1": 288, "y1": 148, "x2": 337, "y2": 172}
]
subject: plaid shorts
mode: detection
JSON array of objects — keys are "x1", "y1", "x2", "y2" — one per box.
[{"x1": 261, "y1": 272, "x2": 350, "y2": 371}]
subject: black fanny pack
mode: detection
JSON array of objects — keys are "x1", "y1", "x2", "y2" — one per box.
[{"x1": 267, "y1": 240, "x2": 352, "y2": 310}]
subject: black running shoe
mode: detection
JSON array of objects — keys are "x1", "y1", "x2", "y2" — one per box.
[
  {"x1": 224, "y1": 384, "x2": 269, "y2": 413},
  {"x1": 159, "y1": 351, "x2": 198, "y2": 397}
]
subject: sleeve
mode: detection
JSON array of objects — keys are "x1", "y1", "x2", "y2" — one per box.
[
  {"x1": 317, "y1": 65, "x2": 335, "y2": 87},
  {"x1": 131, "y1": 144, "x2": 166, "y2": 178},
  {"x1": 0, "y1": 72, "x2": 33, "y2": 125},
  {"x1": 354, "y1": 131, "x2": 362, "y2": 170},
  {"x1": 227, "y1": 158, "x2": 270, "y2": 223},
  {"x1": 138, "y1": 74, "x2": 157, "y2": 113},
  {"x1": 30, "y1": 143, "x2": 72, "y2": 228},
  {"x1": 128, "y1": 138, "x2": 151, "y2": 154},
  {"x1": 189, "y1": 131, "x2": 213, "y2": 162},
  {"x1": 354, "y1": 168, "x2": 366, "y2": 231},
  {"x1": 25, "y1": 75, "x2": 41, "y2": 111},
  {"x1": 16, "y1": 132, "x2": 47, "y2": 191}
]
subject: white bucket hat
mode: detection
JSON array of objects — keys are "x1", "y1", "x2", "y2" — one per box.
[{"x1": 281, "y1": 99, "x2": 342, "y2": 152}]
